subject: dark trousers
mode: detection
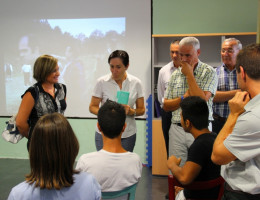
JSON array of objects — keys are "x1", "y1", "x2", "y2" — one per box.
[
  {"x1": 212, "y1": 118, "x2": 226, "y2": 134},
  {"x1": 222, "y1": 188, "x2": 260, "y2": 200},
  {"x1": 160, "y1": 108, "x2": 172, "y2": 157}
]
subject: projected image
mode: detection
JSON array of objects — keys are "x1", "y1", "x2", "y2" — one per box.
[{"x1": 3, "y1": 18, "x2": 125, "y2": 117}]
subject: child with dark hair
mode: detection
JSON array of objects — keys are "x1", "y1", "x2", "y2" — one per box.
[
  {"x1": 77, "y1": 100, "x2": 142, "y2": 192},
  {"x1": 167, "y1": 96, "x2": 220, "y2": 200}
]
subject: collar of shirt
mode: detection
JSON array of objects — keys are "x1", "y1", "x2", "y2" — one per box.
[
  {"x1": 193, "y1": 60, "x2": 203, "y2": 75},
  {"x1": 104, "y1": 72, "x2": 131, "y2": 84},
  {"x1": 223, "y1": 64, "x2": 236, "y2": 73},
  {"x1": 170, "y1": 61, "x2": 175, "y2": 72},
  {"x1": 37, "y1": 82, "x2": 61, "y2": 93},
  {"x1": 244, "y1": 93, "x2": 260, "y2": 111},
  {"x1": 177, "y1": 60, "x2": 202, "y2": 75}
]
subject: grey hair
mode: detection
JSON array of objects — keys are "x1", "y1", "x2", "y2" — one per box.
[
  {"x1": 223, "y1": 38, "x2": 242, "y2": 50},
  {"x1": 179, "y1": 37, "x2": 200, "y2": 51}
]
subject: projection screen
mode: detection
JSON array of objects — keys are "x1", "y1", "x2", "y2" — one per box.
[{"x1": 0, "y1": 0, "x2": 151, "y2": 118}]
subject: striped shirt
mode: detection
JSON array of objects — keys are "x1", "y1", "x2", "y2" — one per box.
[
  {"x1": 165, "y1": 60, "x2": 218, "y2": 123},
  {"x1": 213, "y1": 64, "x2": 239, "y2": 118}
]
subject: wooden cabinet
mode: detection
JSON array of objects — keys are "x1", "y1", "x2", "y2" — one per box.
[
  {"x1": 152, "y1": 32, "x2": 256, "y2": 118},
  {"x1": 152, "y1": 119, "x2": 169, "y2": 175},
  {"x1": 151, "y1": 33, "x2": 256, "y2": 175}
]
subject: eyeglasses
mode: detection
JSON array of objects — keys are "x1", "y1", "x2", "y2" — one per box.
[{"x1": 221, "y1": 48, "x2": 238, "y2": 53}]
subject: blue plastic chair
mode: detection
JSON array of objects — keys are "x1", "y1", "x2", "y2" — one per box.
[{"x1": 101, "y1": 183, "x2": 137, "y2": 200}]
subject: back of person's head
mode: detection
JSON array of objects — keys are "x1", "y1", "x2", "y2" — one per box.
[
  {"x1": 180, "y1": 96, "x2": 209, "y2": 130},
  {"x1": 235, "y1": 43, "x2": 260, "y2": 80},
  {"x1": 26, "y1": 113, "x2": 79, "y2": 189},
  {"x1": 33, "y1": 54, "x2": 58, "y2": 83},
  {"x1": 98, "y1": 100, "x2": 126, "y2": 139},
  {"x1": 179, "y1": 37, "x2": 200, "y2": 51},
  {"x1": 108, "y1": 50, "x2": 129, "y2": 67},
  {"x1": 224, "y1": 38, "x2": 242, "y2": 50}
]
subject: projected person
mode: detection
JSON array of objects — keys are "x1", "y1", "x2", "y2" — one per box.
[
  {"x1": 18, "y1": 35, "x2": 40, "y2": 86},
  {"x1": 16, "y1": 55, "x2": 67, "y2": 150},
  {"x1": 89, "y1": 50, "x2": 145, "y2": 152},
  {"x1": 60, "y1": 46, "x2": 86, "y2": 115},
  {"x1": 21, "y1": 64, "x2": 31, "y2": 86},
  {"x1": 8, "y1": 113, "x2": 101, "y2": 200},
  {"x1": 4, "y1": 63, "x2": 13, "y2": 81}
]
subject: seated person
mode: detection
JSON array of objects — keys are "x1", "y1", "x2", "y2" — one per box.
[
  {"x1": 76, "y1": 100, "x2": 142, "y2": 192},
  {"x1": 167, "y1": 96, "x2": 221, "y2": 200},
  {"x1": 8, "y1": 113, "x2": 101, "y2": 200}
]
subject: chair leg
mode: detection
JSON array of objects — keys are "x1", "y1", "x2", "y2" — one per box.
[{"x1": 168, "y1": 176, "x2": 175, "y2": 200}]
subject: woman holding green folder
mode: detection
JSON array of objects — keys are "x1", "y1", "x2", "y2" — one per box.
[{"x1": 89, "y1": 50, "x2": 145, "y2": 152}]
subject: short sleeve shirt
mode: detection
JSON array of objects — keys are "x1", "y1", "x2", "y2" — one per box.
[
  {"x1": 92, "y1": 72, "x2": 144, "y2": 138},
  {"x1": 184, "y1": 133, "x2": 221, "y2": 199},
  {"x1": 222, "y1": 94, "x2": 260, "y2": 194},
  {"x1": 165, "y1": 60, "x2": 218, "y2": 123},
  {"x1": 76, "y1": 150, "x2": 142, "y2": 192}
]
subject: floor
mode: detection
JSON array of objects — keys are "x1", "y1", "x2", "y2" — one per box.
[{"x1": 0, "y1": 159, "x2": 168, "y2": 200}]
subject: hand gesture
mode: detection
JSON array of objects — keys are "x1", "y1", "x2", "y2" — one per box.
[
  {"x1": 175, "y1": 186, "x2": 184, "y2": 197},
  {"x1": 228, "y1": 91, "x2": 250, "y2": 117},
  {"x1": 181, "y1": 61, "x2": 193, "y2": 77},
  {"x1": 122, "y1": 104, "x2": 130, "y2": 115},
  {"x1": 183, "y1": 89, "x2": 190, "y2": 98},
  {"x1": 167, "y1": 155, "x2": 182, "y2": 169}
]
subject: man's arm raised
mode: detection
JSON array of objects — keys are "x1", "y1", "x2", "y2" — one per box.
[{"x1": 211, "y1": 91, "x2": 250, "y2": 165}]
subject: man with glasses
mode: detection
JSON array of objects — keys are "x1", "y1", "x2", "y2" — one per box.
[
  {"x1": 212, "y1": 43, "x2": 260, "y2": 200},
  {"x1": 212, "y1": 38, "x2": 242, "y2": 134}
]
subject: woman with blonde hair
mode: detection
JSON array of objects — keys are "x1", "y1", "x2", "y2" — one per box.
[
  {"x1": 16, "y1": 55, "x2": 67, "y2": 149},
  {"x1": 8, "y1": 113, "x2": 101, "y2": 200}
]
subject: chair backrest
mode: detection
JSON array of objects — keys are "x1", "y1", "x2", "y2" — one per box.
[
  {"x1": 102, "y1": 183, "x2": 137, "y2": 200},
  {"x1": 168, "y1": 175, "x2": 225, "y2": 200}
]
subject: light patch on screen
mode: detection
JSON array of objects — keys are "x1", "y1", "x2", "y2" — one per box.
[
  {"x1": 3, "y1": 17, "x2": 126, "y2": 117},
  {"x1": 46, "y1": 18, "x2": 125, "y2": 38}
]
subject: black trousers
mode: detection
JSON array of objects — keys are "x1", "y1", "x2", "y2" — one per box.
[
  {"x1": 160, "y1": 108, "x2": 172, "y2": 157},
  {"x1": 222, "y1": 187, "x2": 260, "y2": 200},
  {"x1": 212, "y1": 118, "x2": 226, "y2": 134}
]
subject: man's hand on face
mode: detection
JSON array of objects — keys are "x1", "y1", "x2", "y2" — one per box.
[
  {"x1": 181, "y1": 61, "x2": 193, "y2": 77},
  {"x1": 228, "y1": 91, "x2": 250, "y2": 117}
]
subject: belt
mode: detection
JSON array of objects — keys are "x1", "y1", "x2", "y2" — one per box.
[
  {"x1": 213, "y1": 114, "x2": 227, "y2": 123},
  {"x1": 225, "y1": 182, "x2": 260, "y2": 198}
]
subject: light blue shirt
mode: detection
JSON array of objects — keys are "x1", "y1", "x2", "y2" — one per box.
[
  {"x1": 222, "y1": 94, "x2": 260, "y2": 194},
  {"x1": 8, "y1": 172, "x2": 101, "y2": 200}
]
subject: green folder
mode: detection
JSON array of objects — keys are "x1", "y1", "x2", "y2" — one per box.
[{"x1": 117, "y1": 91, "x2": 130, "y2": 104}]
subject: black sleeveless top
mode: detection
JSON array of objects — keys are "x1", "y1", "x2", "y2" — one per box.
[{"x1": 22, "y1": 82, "x2": 67, "y2": 149}]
